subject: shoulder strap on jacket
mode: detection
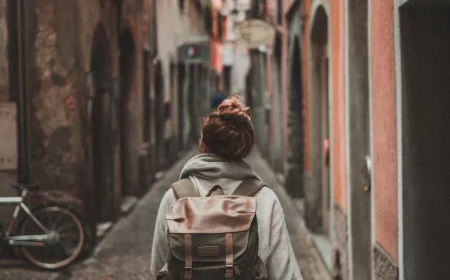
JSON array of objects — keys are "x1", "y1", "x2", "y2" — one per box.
[
  {"x1": 232, "y1": 179, "x2": 266, "y2": 197},
  {"x1": 171, "y1": 178, "x2": 199, "y2": 199}
]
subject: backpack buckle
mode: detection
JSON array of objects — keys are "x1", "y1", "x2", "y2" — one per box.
[
  {"x1": 225, "y1": 265, "x2": 234, "y2": 280},
  {"x1": 184, "y1": 267, "x2": 193, "y2": 279}
]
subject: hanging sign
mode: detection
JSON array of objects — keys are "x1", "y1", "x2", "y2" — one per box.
[{"x1": 234, "y1": 19, "x2": 275, "y2": 49}]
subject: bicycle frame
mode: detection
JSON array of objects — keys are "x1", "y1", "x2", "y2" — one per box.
[{"x1": 0, "y1": 189, "x2": 51, "y2": 247}]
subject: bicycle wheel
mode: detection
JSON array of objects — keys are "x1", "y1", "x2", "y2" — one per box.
[{"x1": 18, "y1": 205, "x2": 85, "y2": 270}]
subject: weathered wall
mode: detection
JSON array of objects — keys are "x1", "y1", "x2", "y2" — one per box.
[
  {"x1": 22, "y1": 0, "x2": 120, "y2": 223},
  {"x1": 29, "y1": 0, "x2": 84, "y2": 194},
  {"x1": 373, "y1": 244, "x2": 398, "y2": 280},
  {"x1": 0, "y1": 0, "x2": 8, "y2": 100},
  {"x1": 371, "y1": 0, "x2": 398, "y2": 265},
  {"x1": 120, "y1": 0, "x2": 146, "y2": 196},
  {"x1": 333, "y1": 205, "x2": 349, "y2": 280}
]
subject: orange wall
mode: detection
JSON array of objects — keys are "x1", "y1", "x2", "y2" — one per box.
[
  {"x1": 371, "y1": 0, "x2": 398, "y2": 263},
  {"x1": 303, "y1": 0, "x2": 347, "y2": 211},
  {"x1": 330, "y1": 0, "x2": 347, "y2": 211}
]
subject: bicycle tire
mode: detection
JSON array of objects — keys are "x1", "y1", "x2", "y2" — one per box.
[{"x1": 17, "y1": 205, "x2": 85, "y2": 270}]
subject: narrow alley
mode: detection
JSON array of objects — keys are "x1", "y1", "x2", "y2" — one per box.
[
  {"x1": 0, "y1": 148, "x2": 330, "y2": 280},
  {"x1": 2, "y1": 0, "x2": 450, "y2": 279}
]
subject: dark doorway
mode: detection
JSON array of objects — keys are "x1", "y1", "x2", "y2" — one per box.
[
  {"x1": 286, "y1": 37, "x2": 305, "y2": 198},
  {"x1": 309, "y1": 5, "x2": 331, "y2": 236},
  {"x1": 90, "y1": 25, "x2": 114, "y2": 222},
  {"x1": 142, "y1": 51, "x2": 152, "y2": 190},
  {"x1": 400, "y1": 5, "x2": 450, "y2": 279},
  {"x1": 154, "y1": 61, "x2": 165, "y2": 170},
  {"x1": 177, "y1": 63, "x2": 185, "y2": 151},
  {"x1": 245, "y1": 67, "x2": 253, "y2": 108},
  {"x1": 188, "y1": 64, "x2": 196, "y2": 143},
  {"x1": 348, "y1": 0, "x2": 371, "y2": 278},
  {"x1": 271, "y1": 33, "x2": 285, "y2": 174},
  {"x1": 223, "y1": 66, "x2": 231, "y2": 93},
  {"x1": 119, "y1": 29, "x2": 138, "y2": 197},
  {"x1": 143, "y1": 51, "x2": 151, "y2": 144}
]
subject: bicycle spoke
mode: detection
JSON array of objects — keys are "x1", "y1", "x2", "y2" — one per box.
[
  {"x1": 58, "y1": 233, "x2": 80, "y2": 241},
  {"x1": 50, "y1": 212, "x2": 66, "y2": 231},
  {"x1": 50, "y1": 243, "x2": 69, "y2": 260},
  {"x1": 20, "y1": 206, "x2": 84, "y2": 269},
  {"x1": 54, "y1": 223, "x2": 77, "y2": 234}
]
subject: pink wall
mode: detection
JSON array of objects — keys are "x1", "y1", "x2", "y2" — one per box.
[
  {"x1": 371, "y1": 0, "x2": 398, "y2": 263},
  {"x1": 331, "y1": 0, "x2": 347, "y2": 212},
  {"x1": 303, "y1": 0, "x2": 347, "y2": 211}
]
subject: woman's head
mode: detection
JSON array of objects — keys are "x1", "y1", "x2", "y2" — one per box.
[{"x1": 199, "y1": 96, "x2": 255, "y2": 161}]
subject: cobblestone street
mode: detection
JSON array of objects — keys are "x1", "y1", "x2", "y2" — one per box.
[{"x1": 0, "y1": 148, "x2": 330, "y2": 280}]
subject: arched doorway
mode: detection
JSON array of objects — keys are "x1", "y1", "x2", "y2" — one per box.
[
  {"x1": 90, "y1": 24, "x2": 114, "y2": 222},
  {"x1": 309, "y1": 5, "x2": 330, "y2": 236},
  {"x1": 271, "y1": 32, "x2": 284, "y2": 173},
  {"x1": 286, "y1": 37, "x2": 305, "y2": 198},
  {"x1": 119, "y1": 28, "x2": 138, "y2": 197},
  {"x1": 347, "y1": 0, "x2": 371, "y2": 278}
]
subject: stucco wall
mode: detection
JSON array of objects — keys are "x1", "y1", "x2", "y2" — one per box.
[
  {"x1": 330, "y1": 0, "x2": 347, "y2": 212},
  {"x1": 371, "y1": 0, "x2": 398, "y2": 263}
]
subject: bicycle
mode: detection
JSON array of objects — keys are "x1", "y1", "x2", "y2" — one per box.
[{"x1": 0, "y1": 183, "x2": 85, "y2": 270}]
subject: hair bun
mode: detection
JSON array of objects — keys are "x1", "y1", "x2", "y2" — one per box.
[
  {"x1": 201, "y1": 96, "x2": 255, "y2": 160},
  {"x1": 217, "y1": 97, "x2": 252, "y2": 128}
]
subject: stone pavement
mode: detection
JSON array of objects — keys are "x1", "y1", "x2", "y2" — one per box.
[{"x1": 0, "y1": 147, "x2": 331, "y2": 280}]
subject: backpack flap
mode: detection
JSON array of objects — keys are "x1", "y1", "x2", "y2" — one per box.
[{"x1": 166, "y1": 195, "x2": 256, "y2": 263}]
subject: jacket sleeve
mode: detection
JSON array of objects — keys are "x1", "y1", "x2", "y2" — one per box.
[
  {"x1": 266, "y1": 196, "x2": 304, "y2": 280},
  {"x1": 150, "y1": 189, "x2": 175, "y2": 275}
]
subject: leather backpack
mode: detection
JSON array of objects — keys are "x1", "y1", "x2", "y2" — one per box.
[{"x1": 156, "y1": 178, "x2": 269, "y2": 280}]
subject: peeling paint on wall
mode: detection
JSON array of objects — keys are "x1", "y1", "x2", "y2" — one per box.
[{"x1": 30, "y1": 1, "x2": 83, "y2": 190}]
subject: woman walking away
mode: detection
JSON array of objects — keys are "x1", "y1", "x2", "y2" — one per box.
[{"x1": 150, "y1": 97, "x2": 303, "y2": 280}]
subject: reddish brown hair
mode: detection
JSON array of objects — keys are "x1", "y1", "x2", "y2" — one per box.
[{"x1": 200, "y1": 96, "x2": 255, "y2": 161}]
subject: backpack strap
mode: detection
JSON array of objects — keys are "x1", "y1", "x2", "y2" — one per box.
[
  {"x1": 232, "y1": 179, "x2": 267, "y2": 197},
  {"x1": 171, "y1": 178, "x2": 199, "y2": 199}
]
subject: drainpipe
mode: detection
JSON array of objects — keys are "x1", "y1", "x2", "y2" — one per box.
[{"x1": 16, "y1": 0, "x2": 30, "y2": 184}]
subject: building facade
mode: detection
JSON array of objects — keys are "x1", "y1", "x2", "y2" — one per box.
[
  {"x1": 0, "y1": 0, "x2": 208, "y2": 247},
  {"x1": 253, "y1": 0, "x2": 450, "y2": 279}
]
